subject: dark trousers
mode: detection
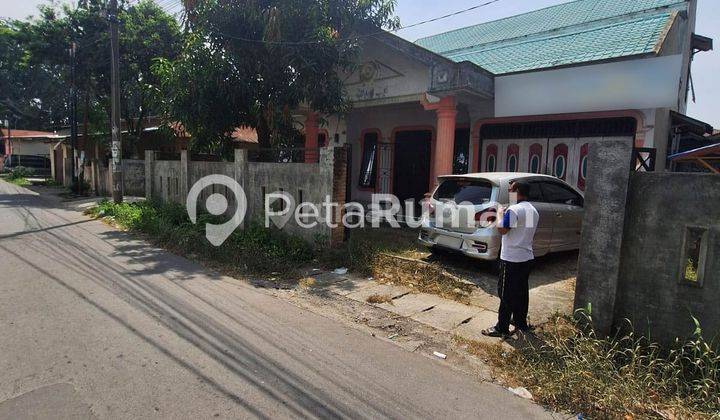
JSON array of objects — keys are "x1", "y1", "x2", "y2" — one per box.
[{"x1": 495, "y1": 259, "x2": 532, "y2": 333}]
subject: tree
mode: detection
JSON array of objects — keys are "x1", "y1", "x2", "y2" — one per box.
[
  {"x1": 2, "y1": 0, "x2": 180, "y2": 139},
  {"x1": 153, "y1": 0, "x2": 399, "y2": 153},
  {"x1": 0, "y1": 17, "x2": 69, "y2": 130},
  {"x1": 120, "y1": 0, "x2": 181, "y2": 137}
]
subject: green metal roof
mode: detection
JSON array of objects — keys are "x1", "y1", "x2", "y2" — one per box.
[{"x1": 415, "y1": 0, "x2": 686, "y2": 74}]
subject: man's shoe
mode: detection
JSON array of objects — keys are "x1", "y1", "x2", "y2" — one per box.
[{"x1": 481, "y1": 327, "x2": 510, "y2": 338}]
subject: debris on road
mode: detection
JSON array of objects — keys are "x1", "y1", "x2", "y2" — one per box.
[
  {"x1": 368, "y1": 318, "x2": 396, "y2": 329},
  {"x1": 298, "y1": 278, "x2": 316, "y2": 288},
  {"x1": 333, "y1": 267, "x2": 348, "y2": 275},
  {"x1": 433, "y1": 351, "x2": 447, "y2": 360},
  {"x1": 508, "y1": 386, "x2": 533, "y2": 400}
]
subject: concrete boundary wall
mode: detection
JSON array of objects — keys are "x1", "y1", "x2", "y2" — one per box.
[
  {"x1": 615, "y1": 172, "x2": 720, "y2": 343},
  {"x1": 575, "y1": 143, "x2": 720, "y2": 344},
  {"x1": 122, "y1": 160, "x2": 145, "y2": 196},
  {"x1": 142, "y1": 148, "x2": 347, "y2": 245}
]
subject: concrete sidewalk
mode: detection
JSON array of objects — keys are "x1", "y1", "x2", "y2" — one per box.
[{"x1": 301, "y1": 270, "x2": 506, "y2": 345}]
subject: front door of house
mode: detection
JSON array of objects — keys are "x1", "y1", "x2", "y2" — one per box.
[{"x1": 393, "y1": 130, "x2": 432, "y2": 209}]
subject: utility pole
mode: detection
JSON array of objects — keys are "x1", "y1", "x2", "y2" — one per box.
[
  {"x1": 69, "y1": 42, "x2": 78, "y2": 191},
  {"x1": 109, "y1": 0, "x2": 123, "y2": 203},
  {"x1": 4, "y1": 116, "x2": 10, "y2": 160}
]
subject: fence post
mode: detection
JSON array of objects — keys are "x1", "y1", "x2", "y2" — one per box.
[
  {"x1": 574, "y1": 139, "x2": 633, "y2": 335},
  {"x1": 145, "y1": 150, "x2": 154, "y2": 200},
  {"x1": 234, "y1": 148, "x2": 248, "y2": 228},
  {"x1": 63, "y1": 145, "x2": 72, "y2": 187},
  {"x1": 318, "y1": 147, "x2": 344, "y2": 246},
  {"x1": 180, "y1": 150, "x2": 189, "y2": 202},
  {"x1": 49, "y1": 144, "x2": 56, "y2": 181},
  {"x1": 90, "y1": 159, "x2": 97, "y2": 195},
  {"x1": 331, "y1": 146, "x2": 348, "y2": 246}
]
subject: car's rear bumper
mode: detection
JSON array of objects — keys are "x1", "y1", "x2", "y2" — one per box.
[{"x1": 418, "y1": 226, "x2": 501, "y2": 261}]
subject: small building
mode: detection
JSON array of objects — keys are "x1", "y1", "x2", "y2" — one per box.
[
  {"x1": 299, "y1": 0, "x2": 712, "y2": 204},
  {"x1": 0, "y1": 129, "x2": 60, "y2": 173}
]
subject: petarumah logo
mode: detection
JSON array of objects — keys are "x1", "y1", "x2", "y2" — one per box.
[
  {"x1": 186, "y1": 175, "x2": 247, "y2": 246},
  {"x1": 186, "y1": 175, "x2": 532, "y2": 246}
]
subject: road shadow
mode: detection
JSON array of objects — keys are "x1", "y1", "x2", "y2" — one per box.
[{"x1": 3, "y1": 234, "x2": 424, "y2": 419}]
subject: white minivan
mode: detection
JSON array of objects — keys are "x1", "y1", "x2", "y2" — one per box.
[{"x1": 418, "y1": 173, "x2": 584, "y2": 261}]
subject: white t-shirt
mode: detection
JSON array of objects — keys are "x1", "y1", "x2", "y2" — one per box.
[{"x1": 499, "y1": 201, "x2": 539, "y2": 263}]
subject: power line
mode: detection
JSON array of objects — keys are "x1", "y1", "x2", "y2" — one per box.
[
  {"x1": 5, "y1": 0, "x2": 503, "y2": 45},
  {"x1": 396, "y1": 0, "x2": 502, "y2": 31},
  {"x1": 202, "y1": 0, "x2": 503, "y2": 46}
]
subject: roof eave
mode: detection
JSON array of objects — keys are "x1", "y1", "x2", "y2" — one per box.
[
  {"x1": 360, "y1": 25, "x2": 495, "y2": 98},
  {"x1": 491, "y1": 51, "x2": 660, "y2": 77}
]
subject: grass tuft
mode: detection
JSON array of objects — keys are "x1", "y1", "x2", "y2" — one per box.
[
  {"x1": 321, "y1": 226, "x2": 423, "y2": 275},
  {"x1": 371, "y1": 253, "x2": 474, "y2": 303},
  {"x1": 457, "y1": 312, "x2": 720, "y2": 419}
]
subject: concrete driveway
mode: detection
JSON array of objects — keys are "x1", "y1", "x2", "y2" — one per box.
[{"x1": 0, "y1": 180, "x2": 555, "y2": 419}]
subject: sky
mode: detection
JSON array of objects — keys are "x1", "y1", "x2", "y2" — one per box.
[{"x1": 2, "y1": 0, "x2": 718, "y2": 127}]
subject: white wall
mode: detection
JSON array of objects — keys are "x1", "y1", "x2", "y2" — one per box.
[
  {"x1": 495, "y1": 55, "x2": 684, "y2": 118},
  {"x1": 11, "y1": 139, "x2": 52, "y2": 156}
]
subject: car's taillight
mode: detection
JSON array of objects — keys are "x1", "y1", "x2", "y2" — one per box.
[{"x1": 475, "y1": 208, "x2": 497, "y2": 227}]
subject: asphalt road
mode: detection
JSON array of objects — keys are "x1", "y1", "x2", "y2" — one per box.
[{"x1": 0, "y1": 180, "x2": 554, "y2": 419}]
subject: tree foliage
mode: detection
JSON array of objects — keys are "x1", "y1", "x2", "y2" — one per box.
[
  {"x1": 153, "y1": 0, "x2": 399, "y2": 152},
  {"x1": 0, "y1": 0, "x2": 180, "y2": 138},
  {"x1": 0, "y1": 17, "x2": 69, "y2": 130}
]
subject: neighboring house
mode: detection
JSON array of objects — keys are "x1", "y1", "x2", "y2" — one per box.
[
  {"x1": 0, "y1": 129, "x2": 60, "y2": 173},
  {"x1": 669, "y1": 129, "x2": 720, "y2": 173},
  {"x1": 296, "y1": 0, "x2": 713, "y2": 205},
  {"x1": 48, "y1": 118, "x2": 260, "y2": 186}
]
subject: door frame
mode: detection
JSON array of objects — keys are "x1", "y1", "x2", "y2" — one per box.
[{"x1": 390, "y1": 126, "x2": 435, "y2": 195}]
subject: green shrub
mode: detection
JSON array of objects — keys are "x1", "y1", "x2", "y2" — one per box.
[
  {"x1": 90, "y1": 200, "x2": 314, "y2": 275},
  {"x1": 8, "y1": 166, "x2": 34, "y2": 180},
  {"x1": 89, "y1": 201, "x2": 422, "y2": 277}
]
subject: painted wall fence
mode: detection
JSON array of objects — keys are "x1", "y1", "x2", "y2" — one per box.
[{"x1": 142, "y1": 148, "x2": 348, "y2": 246}]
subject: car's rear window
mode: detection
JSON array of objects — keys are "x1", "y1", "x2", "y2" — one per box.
[{"x1": 433, "y1": 179, "x2": 494, "y2": 205}]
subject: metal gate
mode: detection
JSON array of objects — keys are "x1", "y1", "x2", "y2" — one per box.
[{"x1": 377, "y1": 142, "x2": 393, "y2": 194}]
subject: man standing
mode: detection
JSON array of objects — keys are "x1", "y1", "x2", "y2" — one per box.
[{"x1": 482, "y1": 181, "x2": 539, "y2": 337}]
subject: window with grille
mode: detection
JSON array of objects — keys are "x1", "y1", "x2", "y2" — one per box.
[{"x1": 358, "y1": 132, "x2": 378, "y2": 188}]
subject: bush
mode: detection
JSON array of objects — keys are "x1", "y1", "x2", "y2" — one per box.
[
  {"x1": 89, "y1": 201, "x2": 424, "y2": 278},
  {"x1": 8, "y1": 166, "x2": 34, "y2": 180},
  {"x1": 89, "y1": 200, "x2": 314, "y2": 276},
  {"x1": 70, "y1": 177, "x2": 91, "y2": 194}
]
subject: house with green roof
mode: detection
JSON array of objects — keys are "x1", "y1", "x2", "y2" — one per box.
[{"x1": 298, "y1": 0, "x2": 712, "y2": 208}]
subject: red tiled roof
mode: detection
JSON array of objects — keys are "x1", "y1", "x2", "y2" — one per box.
[{"x1": 0, "y1": 129, "x2": 60, "y2": 139}]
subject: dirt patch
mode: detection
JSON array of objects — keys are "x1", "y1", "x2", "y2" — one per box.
[
  {"x1": 406, "y1": 248, "x2": 578, "y2": 323},
  {"x1": 371, "y1": 253, "x2": 475, "y2": 304},
  {"x1": 366, "y1": 294, "x2": 393, "y2": 304}
]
